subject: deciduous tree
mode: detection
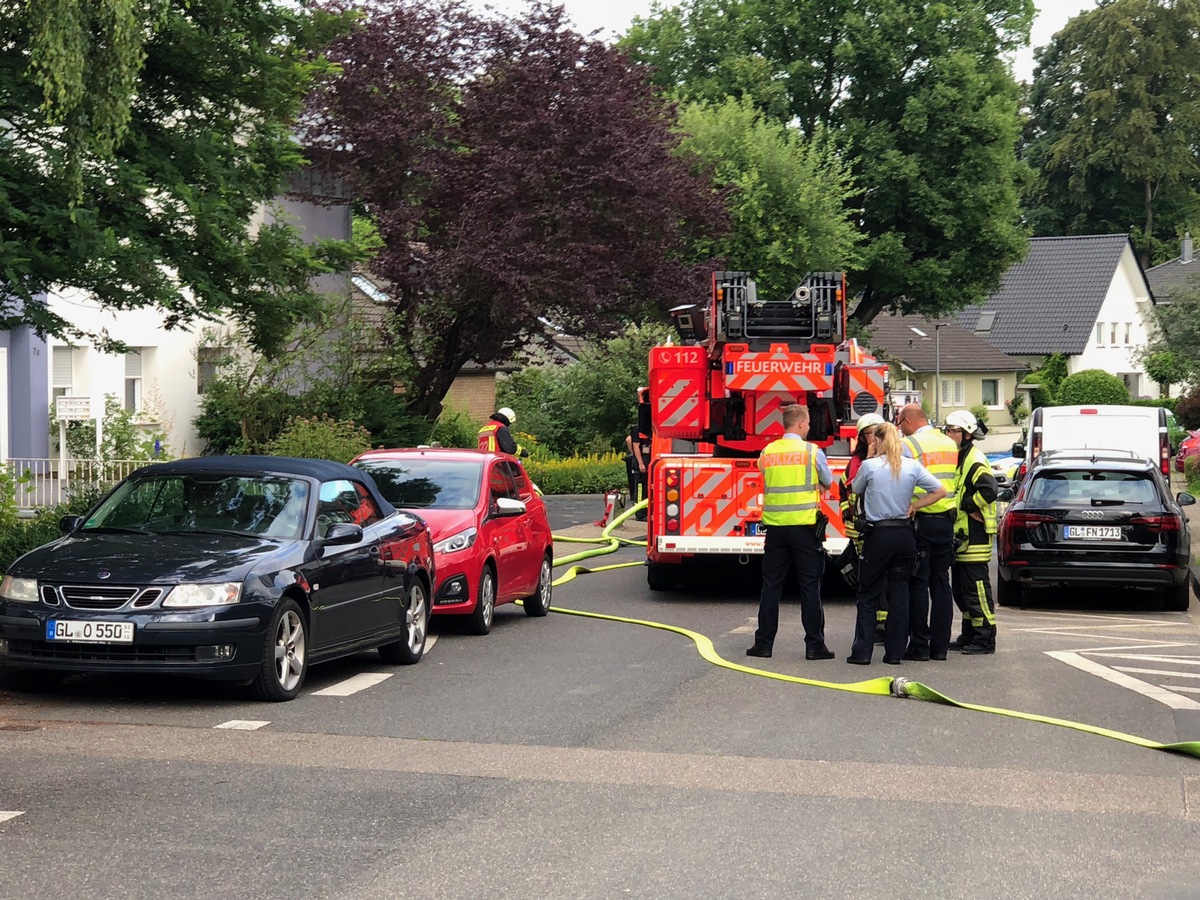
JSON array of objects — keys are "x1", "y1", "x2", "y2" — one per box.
[
  {"x1": 1022, "y1": 0, "x2": 1200, "y2": 266},
  {"x1": 306, "y1": 0, "x2": 727, "y2": 418},
  {"x1": 1, "y1": 0, "x2": 355, "y2": 354},
  {"x1": 622, "y1": 0, "x2": 1032, "y2": 325}
]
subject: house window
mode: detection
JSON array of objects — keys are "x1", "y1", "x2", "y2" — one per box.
[
  {"x1": 1124, "y1": 322, "x2": 1132, "y2": 345},
  {"x1": 197, "y1": 347, "x2": 224, "y2": 394},
  {"x1": 941, "y1": 379, "x2": 965, "y2": 407},
  {"x1": 981, "y1": 379, "x2": 1000, "y2": 407},
  {"x1": 1095, "y1": 323, "x2": 1104, "y2": 346},
  {"x1": 1110, "y1": 323, "x2": 1118, "y2": 344},
  {"x1": 52, "y1": 346, "x2": 74, "y2": 401},
  {"x1": 124, "y1": 349, "x2": 143, "y2": 412}
]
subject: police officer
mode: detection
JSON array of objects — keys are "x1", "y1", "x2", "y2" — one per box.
[
  {"x1": 897, "y1": 403, "x2": 959, "y2": 660},
  {"x1": 625, "y1": 424, "x2": 651, "y2": 521},
  {"x1": 478, "y1": 407, "x2": 528, "y2": 457},
  {"x1": 847, "y1": 423, "x2": 947, "y2": 664},
  {"x1": 943, "y1": 409, "x2": 999, "y2": 654},
  {"x1": 747, "y1": 404, "x2": 834, "y2": 661},
  {"x1": 838, "y1": 413, "x2": 886, "y2": 636}
]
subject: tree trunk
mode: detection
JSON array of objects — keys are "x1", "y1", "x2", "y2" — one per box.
[{"x1": 848, "y1": 286, "x2": 889, "y2": 327}]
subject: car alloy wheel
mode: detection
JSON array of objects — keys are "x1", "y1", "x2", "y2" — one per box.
[
  {"x1": 524, "y1": 553, "x2": 552, "y2": 617},
  {"x1": 468, "y1": 566, "x2": 495, "y2": 635},
  {"x1": 380, "y1": 579, "x2": 429, "y2": 665},
  {"x1": 252, "y1": 598, "x2": 308, "y2": 701}
]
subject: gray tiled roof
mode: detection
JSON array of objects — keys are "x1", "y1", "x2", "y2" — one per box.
[
  {"x1": 865, "y1": 313, "x2": 1021, "y2": 373},
  {"x1": 1145, "y1": 256, "x2": 1200, "y2": 304},
  {"x1": 955, "y1": 234, "x2": 1133, "y2": 354}
]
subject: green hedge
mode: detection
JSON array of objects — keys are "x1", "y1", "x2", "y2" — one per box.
[
  {"x1": 526, "y1": 452, "x2": 626, "y2": 494},
  {"x1": 0, "y1": 509, "x2": 72, "y2": 573},
  {"x1": 1131, "y1": 397, "x2": 1178, "y2": 412}
]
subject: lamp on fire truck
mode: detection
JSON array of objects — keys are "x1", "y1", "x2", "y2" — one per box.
[{"x1": 910, "y1": 323, "x2": 947, "y2": 425}]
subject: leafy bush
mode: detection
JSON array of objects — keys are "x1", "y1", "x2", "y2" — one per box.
[
  {"x1": 263, "y1": 415, "x2": 373, "y2": 463},
  {"x1": 1130, "y1": 397, "x2": 1178, "y2": 412},
  {"x1": 1186, "y1": 453, "x2": 1200, "y2": 490},
  {"x1": 1176, "y1": 388, "x2": 1200, "y2": 430},
  {"x1": 969, "y1": 404, "x2": 989, "y2": 427},
  {"x1": 429, "y1": 406, "x2": 483, "y2": 450},
  {"x1": 53, "y1": 394, "x2": 171, "y2": 461},
  {"x1": 1056, "y1": 369, "x2": 1131, "y2": 406},
  {"x1": 525, "y1": 453, "x2": 626, "y2": 494},
  {"x1": 1005, "y1": 393, "x2": 1028, "y2": 424}
]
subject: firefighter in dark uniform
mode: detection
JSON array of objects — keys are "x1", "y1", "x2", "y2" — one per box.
[
  {"x1": 746, "y1": 404, "x2": 834, "y2": 660},
  {"x1": 943, "y1": 409, "x2": 999, "y2": 654},
  {"x1": 477, "y1": 407, "x2": 528, "y2": 457},
  {"x1": 847, "y1": 422, "x2": 947, "y2": 664},
  {"x1": 625, "y1": 424, "x2": 651, "y2": 521},
  {"x1": 897, "y1": 403, "x2": 959, "y2": 660}
]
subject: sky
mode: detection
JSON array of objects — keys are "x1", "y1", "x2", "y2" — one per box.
[{"x1": 478, "y1": 0, "x2": 1097, "y2": 83}]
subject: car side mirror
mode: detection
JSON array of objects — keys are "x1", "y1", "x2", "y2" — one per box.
[
  {"x1": 1177, "y1": 492, "x2": 1196, "y2": 507},
  {"x1": 322, "y1": 522, "x2": 364, "y2": 545},
  {"x1": 1010, "y1": 443, "x2": 1025, "y2": 459},
  {"x1": 60, "y1": 515, "x2": 83, "y2": 534},
  {"x1": 494, "y1": 497, "x2": 527, "y2": 517},
  {"x1": 997, "y1": 488, "x2": 1015, "y2": 503}
]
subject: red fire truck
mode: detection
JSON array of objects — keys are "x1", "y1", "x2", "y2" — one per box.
[{"x1": 640, "y1": 271, "x2": 889, "y2": 590}]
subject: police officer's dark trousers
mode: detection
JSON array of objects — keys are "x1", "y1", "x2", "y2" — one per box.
[
  {"x1": 754, "y1": 524, "x2": 825, "y2": 652},
  {"x1": 850, "y1": 521, "x2": 914, "y2": 662},
  {"x1": 908, "y1": 511, "x2": 955, "y2": 657}
]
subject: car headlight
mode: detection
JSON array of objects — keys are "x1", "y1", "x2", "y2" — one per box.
[
  {"x1": 434, "y1": 527, "x2": 478, "y2": 555},
  {"x1": 0, "y1": 575, "x2": 38, "y2": 603},
  {"x1": 162, "y1": 582, "x2": 243, "y2": 608}
]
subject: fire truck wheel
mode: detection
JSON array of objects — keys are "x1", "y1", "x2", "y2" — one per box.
[{"x1": 646, "y1": 563, "x2": 678, "y2": 591}]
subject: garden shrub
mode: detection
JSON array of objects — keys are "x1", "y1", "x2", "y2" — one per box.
[
  {"x1": 1186, "y1": 453, "x2": 1200, "y2": 490},
  {"x1": 969, "y1": 404, "x2": 989, "y2": 427},
  {"x1": 429, "y1": 406, "x2": 483, "y2": 450},
  {"x1": 1056, "y1": 369, "x2": 1130, "y2": 406},
  {"x1": 525, "y1": 452, "x2": 626, "y2": 494},
  {"x1": 263, "y1": 415, "x2": 373, "y2": 463},
  {"x1": 1130, "y1": 397, "x2": 1178, "y2": 412},
  {"x1": 1174, "y1": 388, "x2": 1200, "y2": 430}
]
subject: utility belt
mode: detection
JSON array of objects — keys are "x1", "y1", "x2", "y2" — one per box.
[
  {"x1": 855, "y1": 516, "x2": 912, "y2": 536},
  {"x1": 916, "y1": 508, "x2": 957, "y2": 521}
]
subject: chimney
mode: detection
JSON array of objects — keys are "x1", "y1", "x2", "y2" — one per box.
[{"x1": 1184, "y1": 232, "x2": 1194, "y2": 264}]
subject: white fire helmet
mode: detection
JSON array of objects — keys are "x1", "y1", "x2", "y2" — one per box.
[
  {"x1": 498, "y1": 407, "x2": 517, "y2": 425},
  {"x1": 856, "y1": 412, "x2": 885, "y2": 433},
  {"x1": 944, "y1": 409, "x2": 986, "y2": 439}
]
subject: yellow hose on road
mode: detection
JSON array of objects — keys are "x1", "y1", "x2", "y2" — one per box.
[{"x1": 547, "y1": 498, "x2": 1200, "y2": 760}]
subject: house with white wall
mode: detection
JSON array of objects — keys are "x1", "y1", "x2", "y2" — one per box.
[{"x1": 956, "y1": 234, "x2": 1161, "y2": 397}]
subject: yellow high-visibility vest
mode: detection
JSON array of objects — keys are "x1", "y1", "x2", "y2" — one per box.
[
  {"x1": 903, "y1": 429, "x2": 958, "y2": 514},
  {"x1": 760, "y1": 438, "x2": 820, "y2": 526},
  {"x1": 955, "y1": 443, "x2": 998, "y2": 562}
]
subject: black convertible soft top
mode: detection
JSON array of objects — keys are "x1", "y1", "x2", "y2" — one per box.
[{"x1": 126, "y1": 456, "x2": 397, "y2": 517}]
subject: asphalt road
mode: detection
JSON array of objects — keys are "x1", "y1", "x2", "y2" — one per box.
[{"x1": 4, "y1": 495, "x2": 1200, "y2": 899}]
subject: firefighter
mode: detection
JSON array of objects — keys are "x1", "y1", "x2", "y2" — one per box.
[
  {"x1": 625, "y1": 424, "x2": 650, "y2": 521},
  {"x1": 847, "y1": 422, "x2": 947, "y2": 664},
  {"x1": 943, "y1": 409, "x2": 999, "y2": 654},
  {"x1": 838, "y1": 413, "x2": 886, "y2": 637},
  {"x1": 746, "y1": 403, "x2": 835, "y2": 661},
  {"x1": 477, "y1": 407, "x2": 528, "y2": 457},
  {"x1": 897, "y1": 402, "x2": 959, "y2": 660}
]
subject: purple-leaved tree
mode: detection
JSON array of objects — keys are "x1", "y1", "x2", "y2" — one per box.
[{"x1": 306, "y1": 0, "x2": 727, "y2": 417}]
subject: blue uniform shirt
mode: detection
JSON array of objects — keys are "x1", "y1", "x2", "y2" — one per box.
[
  {"x1": 851, "y1": 456, "x2": 942, "y2": 522},
  {"x1": 779, "y1": 432, "x2": 833, "y2": 488}
]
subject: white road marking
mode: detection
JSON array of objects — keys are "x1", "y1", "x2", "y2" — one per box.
[
  {"x1": 1045, "y1": 650, "x2": 1200, "y2": 710},
  {"x1": 312, "y1": 672, "x2": 393, "y2": 696},
  {"x1": 1113, "y1": 666, "x2": 1200, "y2": 680},
  {"x1": 214, "y1": 720, "x2": 270, "y2": 731},
  {"x1": 1166, "y1": 685, "x2": 1200, "y2": 695},
  {"x1": 0, "y1": 812, "x2": 25, "y2": 824},
  {"x1": 1089, "y1": 653, "x2": 1200, "y2": 665},
  {"x1": 426, "y1": 634, "x2": 438, "y2": 651}
]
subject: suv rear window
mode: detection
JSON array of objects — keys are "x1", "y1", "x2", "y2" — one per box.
[{"x1": 1027, "y1": 470, "x2": 1157, "y2": 506}]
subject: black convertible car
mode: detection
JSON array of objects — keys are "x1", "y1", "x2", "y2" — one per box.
[{"x1": 0, "y1": 457, "x2": 435, "y2": 700}]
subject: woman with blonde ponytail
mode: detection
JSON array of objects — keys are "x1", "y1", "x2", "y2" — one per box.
[{"x1": 847, "y1": 423, "x2": 947, "y2": 665}]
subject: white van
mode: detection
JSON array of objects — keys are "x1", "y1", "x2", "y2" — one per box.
[{"x1": 1012, "y1": 404, "x2": 1171, "y2": 477}]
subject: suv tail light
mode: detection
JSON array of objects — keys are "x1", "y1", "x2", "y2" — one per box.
[
  {"x1": 1130, "y1": 513, "x2": 1181, "y2": 533},
  {"x1": 999, "y1": 511, "x2": 1055, "y2": 560}
]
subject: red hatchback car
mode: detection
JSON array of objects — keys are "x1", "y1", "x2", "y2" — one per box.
[
  {"x1": 351, "y1": 448, "x2": 554, "y2": 634},
  {"x1": 1176, "y1": 431, "x2": 1200, "y2": 473}
]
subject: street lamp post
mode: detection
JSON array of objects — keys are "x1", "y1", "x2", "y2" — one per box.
[{"x1": 909, "y1": 323, "x2": 947, "y2": 424}]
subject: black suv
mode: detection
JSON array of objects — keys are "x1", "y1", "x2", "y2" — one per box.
[{"x1": 997, "y1": 449, "x2": 1196, "y2": 610}]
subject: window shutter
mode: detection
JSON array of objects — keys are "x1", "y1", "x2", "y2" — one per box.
[
  {"x1": 52, "y1": 347, "x2": 73, "y2": 387},
  {"x1": 125, "y1": 350, "x2": 143, "y2": 378}
]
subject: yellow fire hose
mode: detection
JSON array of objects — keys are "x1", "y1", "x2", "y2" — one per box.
[{"x1": 543, "y1": 499, "x2": 1200, "y2": 761}]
